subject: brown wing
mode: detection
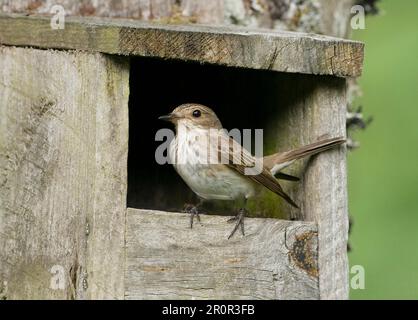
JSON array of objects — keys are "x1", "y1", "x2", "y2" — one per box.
[{"x1": 215, "y1": 134, "x2": 299, "y2": 208}]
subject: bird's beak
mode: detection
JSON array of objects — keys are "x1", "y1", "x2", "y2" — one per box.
[{"x1": 158, "y1": 113, "x2": 178, "y2": 122}]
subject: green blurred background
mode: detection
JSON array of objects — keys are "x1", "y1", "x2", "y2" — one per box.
[{"x1": 349, "y1": 0, "x2": 418, "y2": 299}]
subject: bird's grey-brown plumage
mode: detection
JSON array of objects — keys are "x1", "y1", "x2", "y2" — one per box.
[
  {"x1": 159, "y1": 103, "x2": 345, "y2": 238},
  {"x1": 220, "y1": 134, "x2": 299, "y2": 208}
]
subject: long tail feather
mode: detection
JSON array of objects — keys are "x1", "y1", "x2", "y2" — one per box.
[{"x1": 265, "y1": 137, "x2": 346, "y2": 175}]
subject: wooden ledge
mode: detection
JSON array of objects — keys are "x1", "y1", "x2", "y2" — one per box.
[
  {"x1": 125, "y1": 208, "x2": 319, "y2": 300},
  {"x1": 0, "y1": 13, "x2": 363, "y2": 77}
]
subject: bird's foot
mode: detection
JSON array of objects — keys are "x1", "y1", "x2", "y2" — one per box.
[
  {"x1": 227, "y1": 208, "x2": 247, "y2": 239},
  {"x1": 183, "y1": 203, "x2": 203, "y2": 229}
]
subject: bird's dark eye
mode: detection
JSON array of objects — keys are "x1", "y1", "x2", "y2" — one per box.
[{"x1": 192, "y1": 110, "x2": 201, "y2": 118}]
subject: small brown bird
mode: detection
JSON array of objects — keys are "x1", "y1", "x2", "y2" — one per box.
[{"x1": 159, "y1": 103, "x2": 345, "y2": 239}]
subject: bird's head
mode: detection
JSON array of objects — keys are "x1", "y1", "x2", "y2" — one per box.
[{"x1": 159, "y1": 103, "x2": 223, "y2": 130}]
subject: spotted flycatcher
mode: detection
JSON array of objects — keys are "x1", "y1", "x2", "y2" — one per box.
[{"x1": 159, "y1": 103, "x2": 345, "y2": 239}]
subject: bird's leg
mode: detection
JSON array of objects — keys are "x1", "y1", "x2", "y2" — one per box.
[
  {"x1": 227, "y1": 208, "x2": 246, "y2": 239},
  {"x1": 183, "y1": 198, "x2": 204, "y2": 229},
  {"x1": 227, "y1": 199, "x2": 247, "y2": 239}
]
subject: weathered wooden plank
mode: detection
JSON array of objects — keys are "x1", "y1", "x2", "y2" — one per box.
[
  {"x1": 85, "y1": 55, "x2": 130, "y2": 300},
  {"x1": 0, "y1": 13, "x2": 364, "y2": 77},
  {"x1": 0, "y1": 46, "x2": 129, "y2": 299},
  {"x1": 272, "y1": 76, "x2": 349, "y2": 299},
  {"x1": 125, "y1": 208, "x2": 319, "y2": 300}
]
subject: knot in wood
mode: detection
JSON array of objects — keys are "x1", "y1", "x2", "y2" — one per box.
[{"x1": 289, "y1": 231, "x2": 318, "y2": 278}]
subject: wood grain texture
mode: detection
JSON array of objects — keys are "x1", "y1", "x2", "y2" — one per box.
[
  {"x1": 125, "y1": 208, "x2": 319, "y2": 300},
  {"x1": 271, "y1": 75, "x2": 349, "y2": 299},
  {"x1": 0, "y1": 13, "x2": 364, "y2": 77},
  {"x1": 0, "y1": 46, "x2": 129, "y2": 299}
]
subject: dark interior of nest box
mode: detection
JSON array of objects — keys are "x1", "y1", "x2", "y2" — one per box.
[{"x1": 127, "y1": 57, "x2": 317, "y2": 218}]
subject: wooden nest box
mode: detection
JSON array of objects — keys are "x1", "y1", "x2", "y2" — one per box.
[{"x1": 0, "y1": 14, "x2": 364, "y2": 300}]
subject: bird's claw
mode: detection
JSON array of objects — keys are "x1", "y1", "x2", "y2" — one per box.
[
  {"x1": 183, "y1": 204, "x2": 202, "y2": 229},
  {"x1": 227, "y1": 208, "x2": 246, "y2": 239}
]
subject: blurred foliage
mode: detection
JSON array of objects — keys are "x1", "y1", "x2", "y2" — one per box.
[
  {"x1": 355, "y1": 0, "x2": 381, "y2": 15},
  {"x1": 349, "y1": 0, "x2": 418, "y2": 299}
]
